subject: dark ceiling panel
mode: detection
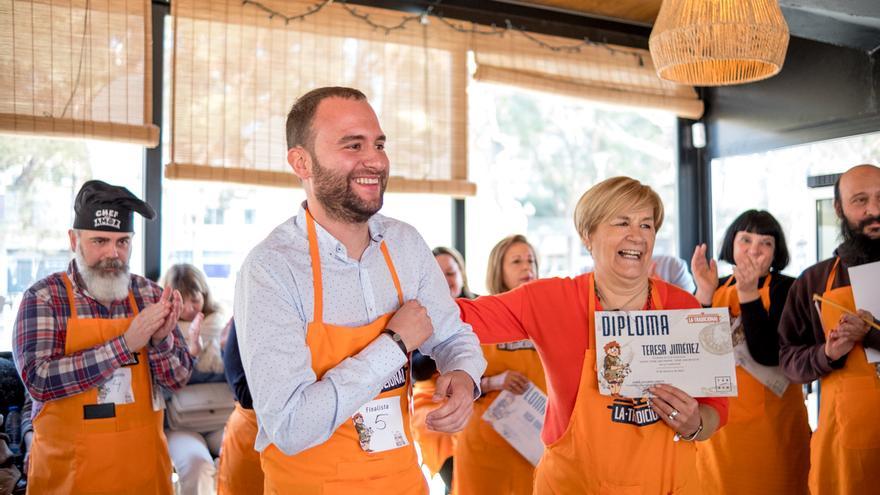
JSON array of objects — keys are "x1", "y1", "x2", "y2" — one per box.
[
  {"x1": 353, "y1": 1, "x2": 880, "y2": 53},
  {"x1": 782, "y1": 6, "x2": 880, "y2": 52}
]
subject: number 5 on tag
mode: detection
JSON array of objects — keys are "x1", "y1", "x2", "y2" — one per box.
[{"x1": 352, "y1": 396, "x2": 408, "y2": 453}]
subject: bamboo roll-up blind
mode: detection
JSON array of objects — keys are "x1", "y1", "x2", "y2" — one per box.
[
  {"x1": 0, "y1": 0, "x2": 158, "y2": 146},
  {"x1": 169, "y1": 0, "x2": 474, "y2": 196},
  {"x1": 472, "y1": 30, "x2": 704, "y2": 119}
]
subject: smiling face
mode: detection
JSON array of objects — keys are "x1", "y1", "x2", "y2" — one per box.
[
  {"x1": 501, "y1": 242, "x2": 537, "y2": 291},
  {"x1": 587, "y1": 206, "x2": 656, "y2": 285},
  {"x1": 297, "y1": 97, "x2": 389, "y2": 224},
  {"x1": 435, "y1": 253, "x2": 464, "y2": 298},
  {"x1": 732, "y1": 231, "x2": 775, "y2": 276}
]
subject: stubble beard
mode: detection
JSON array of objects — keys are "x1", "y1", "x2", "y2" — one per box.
[{"x1": 311, "y1": 153, "x2": 388, "y2": 224}]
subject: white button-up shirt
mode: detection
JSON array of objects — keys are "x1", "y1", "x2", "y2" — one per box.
[{"x1": 235, "y1": 205, "x2": 486, "y2": 454}]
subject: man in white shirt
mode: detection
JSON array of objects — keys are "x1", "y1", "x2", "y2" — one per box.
[{"x1": 234, "y1": 86, "x2": 486, "y2": 493}]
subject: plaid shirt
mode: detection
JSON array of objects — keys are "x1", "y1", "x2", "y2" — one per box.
[{"x1": 12, "y1": 260, "x2": 192, "y2": 420}]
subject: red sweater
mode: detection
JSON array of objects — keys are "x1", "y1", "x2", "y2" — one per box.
[{"x1": 458, "y1": 273, "x2": 729, "y2": 445}]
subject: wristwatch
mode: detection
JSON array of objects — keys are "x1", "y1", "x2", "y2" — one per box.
[{"x1": 382, "y1": 328, "x2": 408, "y2": 356}]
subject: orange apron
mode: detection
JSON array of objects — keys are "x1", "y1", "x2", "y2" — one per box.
[
  {"x1": 217, "y1": 404, "x2": 264, "y2": 495},
  {"x1": 259, "y1": 209, "x2": 427, "y2": 495},
  {"x1": 27, "y1": 274, "x2": 172, "y2": 494},
  {"x1": 453, "y1": 342, "x2": 547, "y2": 494},
  {"x1": 696, "y1": 275, "x2": 810, "y2": 494},
  {"x1": 810, "y1": 258, "x2": 880, "y2": 495},
  {"x1": 533, "y1": 274, "x2": 699, "y2": 495},
  {"x1": 411, "y1": 375, "x2": 455, "y2": 477}
]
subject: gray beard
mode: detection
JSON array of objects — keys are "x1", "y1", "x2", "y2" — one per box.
[{"x1": 75, "y1": 248, "x2": 131, "y2": 305}]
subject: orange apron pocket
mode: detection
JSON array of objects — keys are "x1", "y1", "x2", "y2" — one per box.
[
  {"x1": 73, "y1": 423, "x2": 158, "y2": 491},
  {"x1": 833, "y1": 378, "x2": 880, "y2": 450}
]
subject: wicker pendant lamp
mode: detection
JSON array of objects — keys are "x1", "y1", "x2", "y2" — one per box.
[{"x1": 649, "y1": 0, "x2": 790, "y2": 86}]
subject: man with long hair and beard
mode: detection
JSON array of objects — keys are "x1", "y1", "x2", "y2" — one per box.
[
  {"x1": 12, "y1": 180, "x2": 193, "y2": 494},
  {"x1": 779, "y1": 164, "x2": 880, "y2": 495},
  {"x1": 234, "y1": 87, "x2": 485, "y2": 494}
]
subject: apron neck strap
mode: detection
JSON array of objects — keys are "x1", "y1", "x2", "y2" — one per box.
[
  {"x1": 305, "y1": 208, "x2": 405, "y2": 323},
  {"x1": 825, "y1": 257, "x2": 840, "y2": 294},
  {"x1": 379, "y1": 242, "x2": 405, "y2": 307},
  {"x1": 305, "y1": 208, "x2": 325, "y2": 321},
  {"x1": 62, "y1": 273, "x2": 79, "y2": 319}
]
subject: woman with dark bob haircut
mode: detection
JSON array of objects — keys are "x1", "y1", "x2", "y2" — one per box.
[{"x1": 690, "y1": 209, "x2": 809, "y2": 494}]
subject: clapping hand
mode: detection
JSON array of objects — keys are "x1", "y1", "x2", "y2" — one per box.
[
  {"x1": 690, "y1": 243, "x2": 718, "y2": 306},
  {"x1": 185, "y1": 312, "x2": 205, "y2": 356},
  {"x1": 151, "y1": 285, "x2": 182, "y2": 346}
]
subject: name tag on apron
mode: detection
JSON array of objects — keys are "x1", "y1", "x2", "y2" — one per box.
[
  {"x1": 352, "y1": 396, "x2": 408, "y2": 453},
  {"x1": 97, "y1": 367, "x2": 135, "y2": 405}
]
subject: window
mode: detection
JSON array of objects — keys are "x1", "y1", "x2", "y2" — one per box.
[
  {"x1": 710, "y1": 132, "x2": 880, "y2": 277},
  {"x1": 465, "y1": 83, "x2": 678, "y2": 293},
  {"x1": 161, "y1": 180, "x2": 305, "y2": 310},
  {"x1": 381, "y1": 194, "x2": 453, "y2": 253},
  {"x1": 0, "y1": 136, "x2": 143, "y2": 351},
  {"x1": 204, "y1": 208, "x2": 226, "y2": 225}
]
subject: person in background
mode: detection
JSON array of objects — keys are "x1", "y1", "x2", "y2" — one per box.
[
  {"x1": 13, "y1": 180, "x2": 191, "y2": 494},
  {"x1": 411, "y1": 246, "x2": 474, "y2": 493},
  {"x1": 650, "y1": 254, "x2": 696, "y2": 293},
  {"x1": 453, "y1": 234, "x2": 547, "y2": 495},
  {"x1": 779, "y1": 164, "x2": 880, "y2": 495},
  {"x1": 162, "y1": 264, "x2": 231, "y2": 495},
  {"x1": 0, "y1": 355, "x2": 26, "y2": 494},
  {"x1": 217, "y1": 319, "x2": 265, "y2": 495},
  {"x1": 691, "y1": 210, "x2": 809, "y2": 494},
  {"x1": 457, "y1": 177, "x2": 728, "y2": 494}
]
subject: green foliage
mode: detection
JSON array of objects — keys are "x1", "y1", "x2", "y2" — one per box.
[
  {"x1": 489, "y1": 92, "x2": 673, "y2": 220},
  {"x1": 0, "y1": 136, "x2": 90, "y2": 235}
]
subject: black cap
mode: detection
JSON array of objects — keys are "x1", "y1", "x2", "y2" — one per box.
[{"x1": 73, "y1": 180, "x2": 156, "y2": 232}]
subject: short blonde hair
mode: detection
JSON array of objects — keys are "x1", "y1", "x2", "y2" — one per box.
[
  {"x1": 573, "y1": 176, "x2": 664, "y2": 239},
  {"x1": 486, "y1": 234, "x2": 538, "y2": 295}
]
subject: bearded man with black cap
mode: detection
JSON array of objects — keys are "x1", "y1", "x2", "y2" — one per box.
[
  {"x1": 779, "y1": 163, "x2": 880, "y2": 495},
  {"x1": 12, "y1": 180, "x2": 193, "y2": 494}
]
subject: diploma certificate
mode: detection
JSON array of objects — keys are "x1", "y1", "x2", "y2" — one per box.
[{"x1": 595, "y1": 308, "x2": 738, "y2": 398}]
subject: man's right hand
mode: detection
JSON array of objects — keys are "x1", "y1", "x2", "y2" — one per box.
[
  {"x1": 386, "y1": 300, "x2": 433, "y2": 352},
  {"x1": 123, "y1": 297, "x2": 170, "y2": 352}
]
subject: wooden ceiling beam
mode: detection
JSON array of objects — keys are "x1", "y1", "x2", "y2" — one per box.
[{"x1": 346, "y1": 0, "x2": 652, "y2": 49}]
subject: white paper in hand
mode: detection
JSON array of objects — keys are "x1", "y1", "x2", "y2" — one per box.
[
  {"x1": 482, "y1": 382, "x2": 546, "y2": 466},
  {"x1": 848, "y1": 260, "x2": 880, "y2": 363}
]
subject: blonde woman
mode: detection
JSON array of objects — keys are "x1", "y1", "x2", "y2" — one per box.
[
  {"x1": 162, "y1": 264, "x2": 230, "y2": 495},
  {"x1": 457, "y1": 177, "x2": 728, "y2": 494},
  {"x1": 453, "y1": 235, "x2": 547, "y2": 495}
]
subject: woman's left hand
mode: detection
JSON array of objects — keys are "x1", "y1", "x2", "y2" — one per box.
[{"x1": 648, "y1": 384, "x2": 701, "y2": 437}]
